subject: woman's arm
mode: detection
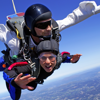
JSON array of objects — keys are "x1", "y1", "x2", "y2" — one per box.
[
  {"x1": 3, "y1": 62, "x2": 33, "y2": 89},
  {"x1": 61, "y1": 51, "x2": 82, "y2": 63}
]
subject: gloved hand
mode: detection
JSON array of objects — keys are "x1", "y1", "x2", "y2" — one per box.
[{"x1": 79, "y1": 1, "x2": 100, "y2": 14}]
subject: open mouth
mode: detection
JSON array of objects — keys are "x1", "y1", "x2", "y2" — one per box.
[{"x1": 45, "y1": 65, "x2": 51, "y2": 69}]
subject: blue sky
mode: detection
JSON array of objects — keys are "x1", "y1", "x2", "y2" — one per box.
[{"x1": 0, "y1": 0, "x2": 100, "y2": 95}]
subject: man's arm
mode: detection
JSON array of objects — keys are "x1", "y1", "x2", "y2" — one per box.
[
  {"x1": 56, "y1": 1, "x2": 100, "y2": 32},
  {"x1": 0, "y1": 24, "x2": 7, "y2": 43},
  {"x1": 0, "y1": 24, "x2": 20, "y2": 57}
]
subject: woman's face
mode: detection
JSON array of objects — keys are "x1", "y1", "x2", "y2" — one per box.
[{"x1": 39, "y1": 52, "x2": 57, "y2": 72}]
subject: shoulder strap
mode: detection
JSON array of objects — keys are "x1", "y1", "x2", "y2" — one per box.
[
  {"x1": 6, "y1": 18, "x2": 26, "y2": 45},
  {"x1": 52, "y1": 19, "x2": 61, "y2": 42}
]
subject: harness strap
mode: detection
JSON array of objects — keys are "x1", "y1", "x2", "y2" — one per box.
[
  {"x1": 6, "y1": 20, "x2": 16, "y2": 32},
  {"x1": 8, "y1": 61, "x2": 28, "y2": 70},
  {"x1": 14, "y1": 23, "x2": 26, "y2": 44},
  {"x1": 55, "y1": 53, "x2": 62, "y2": 69}
]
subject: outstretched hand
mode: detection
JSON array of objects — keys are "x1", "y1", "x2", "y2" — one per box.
[
  {"x1": 14, "y1": 73, "x2": 36, "y2": 90},
  {"x1": 70, "y1": 54, "x2": 82, "y2": 63}
]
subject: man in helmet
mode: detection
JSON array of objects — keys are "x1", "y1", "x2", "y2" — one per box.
[
  {"x1": 24, "y1": 4, "x2": 52, "y2": 40},
  {"x1": 0, "y1": 1, "x2": 100, "y2": 71},
  {"x1": 3, "y1": 39, "x2": 82, "y2": 100}
]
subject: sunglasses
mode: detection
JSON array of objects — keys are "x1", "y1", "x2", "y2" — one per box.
[{"x1": 35, "y1": 20, "x2": 51, "y2": 29}]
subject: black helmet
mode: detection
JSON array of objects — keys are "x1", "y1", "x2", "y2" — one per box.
[
  {"x1": 37, "y1": 39, "x2": 59, "y2": 55},
  {"x1": 24, "y1": 4, "x2": 52, "y2": 38}
]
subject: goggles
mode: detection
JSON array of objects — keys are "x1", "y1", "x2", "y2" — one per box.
[
  {"x1": 38, "y1": 53, "x2": 56, "y2": 62},
  {"x1": 35, "y1": 20, "x2": 51, "y2": 29}
]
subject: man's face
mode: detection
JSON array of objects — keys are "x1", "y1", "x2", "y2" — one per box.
[
  {"x1": 39, "y1": 52, "x2": 57, "y2": 72},
  {"x1": 34, "y1": 18, "x2": 52, "y2": 36}
]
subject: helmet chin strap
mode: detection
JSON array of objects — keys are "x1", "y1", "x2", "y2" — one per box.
[{"x1": 39, "y1": 35, "x2": 51, "y2": 40}]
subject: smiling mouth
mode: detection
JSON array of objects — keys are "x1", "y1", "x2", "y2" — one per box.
[{"x1": 45, "y1": 65, "x2": 51, "y2": 68}]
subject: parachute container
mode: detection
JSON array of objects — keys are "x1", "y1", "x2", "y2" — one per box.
[{"x1": 7, "y1": 12, "x2": 24, "y2": 20}]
